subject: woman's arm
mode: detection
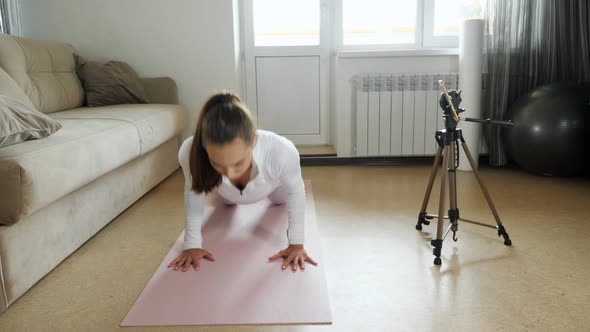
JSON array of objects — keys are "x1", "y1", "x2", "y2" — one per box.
[
  {"x1": 268, "y1": 139, "x2": 318, "y2": 271},
  {"x1": 178, "y1": 138, "x2": 206, "y2": 250},
  {"x1": 183, "y1": 185, "x2": 205, "y2": 249},
  {"x1": 278, "y1": 141, "x2": 306, "y2": 245},
  {"x1": 169, "y1": 138, "x2": 216, "y2": 272}
]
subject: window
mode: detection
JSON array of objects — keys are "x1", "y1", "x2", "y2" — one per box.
[
  {"x1": 342, "y1": 0, "x2": 418, "y2": 46},
  {"x1": 249, "y1": 0, "x2": 492, "y2": 50},
  {"x1": 253, "y1": 0, "x2": 320, "y2": 46},
  {"x1": 432, "y1": 0, "x2": 487, "y2": 36},
  {"x1": 423, "y1": 0, "x2": 489, "y2": 47}
]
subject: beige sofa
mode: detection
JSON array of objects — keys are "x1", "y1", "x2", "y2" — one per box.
[{"x1": 0, "y1": 34, "x2": 187, "y2": 314}]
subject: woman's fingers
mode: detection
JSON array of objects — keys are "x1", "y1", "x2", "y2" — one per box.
[
  {"x1": 272, "y1": 249, "x2": 318, "y2": 272},
  {"x1": 169, "y1": 250, "x2": 217, "y2": 272},
  {"x1": 192, "y1": 259, "x2": 201, "y2": 271},
  {"x1": 181, "y1": 256, "x2": 192, "y2": 272},
  {"x1": 203, "y1": 251, "x2": 216, "y2": 261},
  {"x1": 172, "y1": 250, "x2": 314, "y2": 273},
  {"x1": 174, "y1": 256, "x2": 186, "y2": 270},
  {"x1": 268, "y1": 250, "x2": 285, "y2": 261},
  {"x1": 172, "y1": 249, "x2": 315, "y2": 273},
  {"x1": 299, "y1": 255, "x2": 305, "y2": 270},
  {"x1": 168, "y1": 256, "x2": 180, "y2": 268},
  {"x1": 283, "y1": 252, "x2": 297, "y2": 270},
  {"x1": 304, "y1": 255, "x2": 318, "y2": 266},
  {"x1": 292, "y1": 255, "x2": 300, "y2": 271}
]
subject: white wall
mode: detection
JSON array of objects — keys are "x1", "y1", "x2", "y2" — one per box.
[
  {"x1": 18, "y1": 0, "x2": 243, "y2": 139},
  {"x1": 333, "y1": 54, "x2": 459, "y2": 157},
  {"x1": 16, "y1": 0, "x2": 459, "y2": 155}
]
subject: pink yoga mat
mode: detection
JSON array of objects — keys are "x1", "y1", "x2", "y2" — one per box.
[{"x1": 121, "y1": 181, "x2": 332, "y2": 326}]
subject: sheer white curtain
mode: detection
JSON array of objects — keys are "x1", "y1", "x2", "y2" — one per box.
[{"x1": 0, "y1": 0, "x2": 22, "y2": 35}]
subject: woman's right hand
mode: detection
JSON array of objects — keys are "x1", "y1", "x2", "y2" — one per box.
[{"x1": 167, "y1": 248, "x2": 216, "y2": 272}]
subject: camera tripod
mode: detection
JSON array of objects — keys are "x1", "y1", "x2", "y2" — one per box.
[{"x1": 416, "y1": 81, "x2": 512, "y2": 266}]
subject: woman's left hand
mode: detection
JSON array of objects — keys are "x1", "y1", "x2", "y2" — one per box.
[{"x1": 268, "y1": 245, "x2": 318, "y2": 271}]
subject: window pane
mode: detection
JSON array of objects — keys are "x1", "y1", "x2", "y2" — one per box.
[
  {"x1": 433, "y1": 0, "x2": 488, "y2": 36},
  {"x1": 253, "y1": 0, "x2": 320, "y2": 46},
  {"x1": 343, "y1": 0, "x2": 417, "y2": 45}
]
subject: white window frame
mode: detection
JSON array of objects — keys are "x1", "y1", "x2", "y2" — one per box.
[
  {"x1": 334, "y1": 0, "x2": 426, "y2": 51},
  {"x1": 334, "y1": 0, "x2": 463, "y2": 52},
  {"x1": 422, "y1": 0, "x2": 459, "y2": 48},
  {"x1": 247, "y1": 0, "x2": 468, "y2": 54}
]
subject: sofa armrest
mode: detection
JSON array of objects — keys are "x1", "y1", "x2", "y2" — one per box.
[{"x1": 140, "y1": 77, "x2": 178, "y2": 104}]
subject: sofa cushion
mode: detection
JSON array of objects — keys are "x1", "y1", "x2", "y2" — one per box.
[
  {"x1": 51, "y1": 104, "x2": 186, "y2": 154},
  {"x1": 0, "y1": 95, "x2": 62, "y2": 148},
  {"x1": 0, "y1": 118, "x2": 140, "y2": 225},
  {"x1": 0, "y1": 34, "x2": 84, "y2": 114},
  {"x1": 0, "y1": 104, "x2": 186, "y2": 225},
  {"x1": 0, "y1": 66, "x2": 35, "y2": 109}
]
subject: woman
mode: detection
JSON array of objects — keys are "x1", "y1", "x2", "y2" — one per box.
[{"x1": 168, "y1": 92, "x2": 317, "y2": 273}]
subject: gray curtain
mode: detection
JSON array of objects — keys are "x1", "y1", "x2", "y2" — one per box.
[
  {"x1": 0, "y1": 0, "x2": 9, "y2": 34},
  {"x1": 482, "y1": 0, "x2": 590, "y2": 166}
]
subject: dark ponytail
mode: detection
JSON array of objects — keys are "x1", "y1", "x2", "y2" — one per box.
[{"x1": 189, "y1": 92, "x2": 256, "y2": 193}]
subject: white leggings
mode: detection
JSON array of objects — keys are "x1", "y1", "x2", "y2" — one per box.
[{"x1": 221, "y1": 184, "x2": 288, "y2": 206}]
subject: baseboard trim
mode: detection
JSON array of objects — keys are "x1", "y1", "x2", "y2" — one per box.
[{"x1": 301, "y1": 155, "x2": 490, "y2": 167}]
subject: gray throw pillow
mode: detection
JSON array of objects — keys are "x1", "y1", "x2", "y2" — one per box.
[
  {"x1": 75, "y1": 54, "x2": 149, "y2": 107},
  {"x1": 0, "y1": 95, "x2": 62, "y2": 148}
]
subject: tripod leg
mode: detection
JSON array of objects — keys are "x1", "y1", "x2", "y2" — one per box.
[
  {"x1": 460, "y1": 142, "x2": 512, "y2": 246},
  {"x1": 417, "y1": 145, "x2": 443, "y2": 230},
  {"x1": 432, "y1": 145, "x2": 451, "y2": 265},
  {"x1": 448, "y1": 142, "x2": 459, "y2": 241}
]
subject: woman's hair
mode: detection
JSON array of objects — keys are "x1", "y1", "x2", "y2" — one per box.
[{"x1": 189, "y1": 92, "x2": 256, "y2": 193}]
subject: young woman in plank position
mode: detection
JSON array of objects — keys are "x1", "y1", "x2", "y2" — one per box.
[{"x1": 168, "y1": 92, "x2": 317, "y2": 273}]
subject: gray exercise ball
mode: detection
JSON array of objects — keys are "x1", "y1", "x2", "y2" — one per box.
[{"x1": 503, "y1": 82, "x2": 587, "y2": 177}]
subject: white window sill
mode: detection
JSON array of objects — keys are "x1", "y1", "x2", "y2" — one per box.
[{"x1": 336, "y1": 49, "x2": 459, "y2": 58}]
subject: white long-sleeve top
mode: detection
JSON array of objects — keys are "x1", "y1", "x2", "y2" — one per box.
[{"x1": 178, "y1": 129, "x2": 305, "y2": 250}]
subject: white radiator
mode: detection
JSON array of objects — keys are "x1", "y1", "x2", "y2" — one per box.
[{"x1": 354, "y1": 73, "x2": 459, "y2": 157}]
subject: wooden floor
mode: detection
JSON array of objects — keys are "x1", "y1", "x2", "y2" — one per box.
[{"x1": 0, "y1": 165, "x2": 588, "y2": 331}]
